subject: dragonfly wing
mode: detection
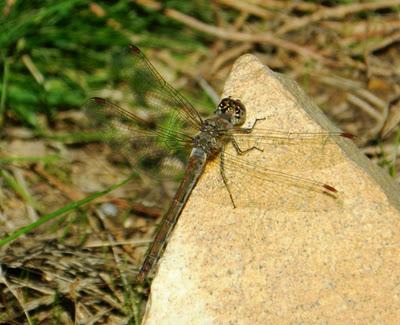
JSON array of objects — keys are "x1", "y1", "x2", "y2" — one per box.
[
  {"x1": 198, "y1": 149, "x2": 344, "y2": 212},
  {"x1": 111, "y1": 45, "x2": 203, "y2": 131},
  {"x1": 229, "y1": 128, "x2": 351, "y2": 172},
  {"x1": 86, "y1": 45, "x2": 205, "y2": 180},
  {"x1": 85, "y1": 97, "x2": 193, "y2": 180}
]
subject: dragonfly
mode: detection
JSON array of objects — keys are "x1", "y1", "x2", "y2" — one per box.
[{"x1": 86, "y1": 45, "x2": 353, "y2": 284}]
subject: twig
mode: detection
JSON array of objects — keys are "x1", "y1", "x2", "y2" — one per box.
[
  {"x1": 355, "y1": 89, "x2": 386, "y2": 111},
  {"x1": 35, "y1": 164, "x2": 84, "y2": 201},
  {"x1": 167, "y1": 9, "x2": 336, "y2": 65},
  {"x1": 381, "y1": 96, "x2": 400, "y2": 138},
  {"x1": 347, "y1": 93, "x2": 382, "y2": 122},
  {"x1": 233, "y1": 11, "x2": 249, "y2": 30},
  {"x1": 367, "y1": 30, "x2": 400, "y2": 54},
  {"x1": 323, "y1": 19, "x2": 400, "y2": 40},
  {"x1": 209, "y1": 42, "x2": 253, "y2": 75},
  {"x1": 22, "y1": 55, "x2": 45, "y2": 86},
  {"x1": 128, "y1": 202, "x2": 162, "y2": 219},
  {"x1": 362, "y1": 143, "x2": 400, "y2": 157},
  {"x1": 315, "y1": 73, "x2": 386, "y2": 111},
  {"x1": 314, "y1": 72, "x2": 386, "y2": 135},
  {"x1": 277, "y1": 0, "x2": 400, "y2": 35},
  {"x1": 196, "y1": 77, "x2": 219, "y2": 106},
  {"x1": 0, "y1": 266, "x2": 34, "y2": 325},
  {"x1": 217, "y1": 0, "x2": 273, "y2": 19},
  {"x1": 314, "y1": 73, "x2": 363, "y2": 90},
  {"x1": 246, "y1": 0, "x2": 320, "y2": 12},
  {"x1": 347, "y1": 94, "x2": 385, "y2": 136},
  {"x1": 84, "y1": 238, "x2": 151, "y2": 248},
  {"x1": 366, "y1": 56, "x2": 400, "y2": 78},
  {"x1": 135, "y1": 0, "x2": 339, "y2": 67}
]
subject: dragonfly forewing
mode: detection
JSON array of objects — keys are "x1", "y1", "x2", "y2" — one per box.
[
  {"x1": 86, "y1": 97, "x2": 193, "y2": 180},
  {"x1": 114, "y1": 45, "x2": 203, "y2": 129},
  {"x1": 230, "y1": 127, "x2": 351, "y2": 173}
]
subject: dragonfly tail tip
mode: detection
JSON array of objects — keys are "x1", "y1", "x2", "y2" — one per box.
[
  {"x1": 341, "y1": 132, "x2": 355, "y2": 139},
  {"x1": 135, "y1": 271, "x2": 146, "y2": 285},
  {"x1": 323, "y1": 184, "x2": 337, "y2": 193}
]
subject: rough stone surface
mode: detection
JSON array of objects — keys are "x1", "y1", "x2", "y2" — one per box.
[{"x1": 143, "y1": 54, "x2": 400, "y2": 324}]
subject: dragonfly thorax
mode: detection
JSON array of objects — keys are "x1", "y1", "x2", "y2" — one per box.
[
  {"x1": 194, "y1": 116, "x2": 233, "y2": 156},
  {"x1": 214, "y1": 97, "x2": 246, "y2": 126},
  {"x1": 193, "y1": 128, "x2": 223, "y2": 156}
]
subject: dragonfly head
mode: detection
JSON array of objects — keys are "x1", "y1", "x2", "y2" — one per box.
[{"x1": 215, "y1": 97, "x2": 246, "y2": 126}]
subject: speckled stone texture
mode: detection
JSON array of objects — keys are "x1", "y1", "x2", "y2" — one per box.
[{"x1": 142, "y1": 54, "x2": 400, "y2": 324}]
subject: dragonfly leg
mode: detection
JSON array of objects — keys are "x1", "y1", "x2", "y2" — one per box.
[
  {"x1": 232, "y1": 137, "x2": 263, "y2": 155},
  {"x1": 243, "y1": 117, "x2": 266, "y2": 132},
  {"x1": 231, "y1": 117, "x2": 265, "y2": 154},
  {"x1": 220, "y1": 149, "x2": 237, "y2": 208}
]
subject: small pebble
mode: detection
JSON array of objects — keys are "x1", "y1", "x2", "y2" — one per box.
[{"x1": 100, "y1": 202, "x2": 118, "y2": 217}]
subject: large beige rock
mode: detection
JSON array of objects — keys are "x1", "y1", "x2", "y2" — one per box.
[{"x1": 142, "y1": 54, "x2": 400, "y2": 324}]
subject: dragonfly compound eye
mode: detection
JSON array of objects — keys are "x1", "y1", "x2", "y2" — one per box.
[
  {"x1": 217, "y1": 97, "x2": 246, "y2": 125},
  {"x1": 217, "y1": 97, "x2": 232, "y2": 112}
]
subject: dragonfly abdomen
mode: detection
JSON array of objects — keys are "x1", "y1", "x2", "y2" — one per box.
[{"x1": 136, "y1": 147, "x2": 207, "y2": 283}]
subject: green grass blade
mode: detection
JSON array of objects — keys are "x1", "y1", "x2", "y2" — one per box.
[
  {"x1": 0, "y1": 173, "x2": 137, "y2": 247},
  {"x1": 0, "y1": 54, "x2": 10, "y2": 126},
  {"x1": 0, "y1": 154, "x2": 61, "y2": 164}
]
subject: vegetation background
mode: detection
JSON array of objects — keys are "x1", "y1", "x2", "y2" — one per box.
[{"x1": 0, "y1": 0, "x2": 399, "y2": 324}]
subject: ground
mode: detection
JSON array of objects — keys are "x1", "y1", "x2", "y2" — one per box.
[{"x1": 0, "y1": 1, "x2": 399, "y2": 324}]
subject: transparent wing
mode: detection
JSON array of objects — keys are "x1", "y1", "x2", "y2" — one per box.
[
  {"x1": 85, "y1": 97, "x2": 193, "y2": 179},
  {"x1": 230, "y1": 127, "x2": 353, "y2": 143},
  {"x1": 197, "y1": 132, "x2": 348, "y2": 212},
  {"x1": 224, "y1": 150, "x2": 342, "y2": 211},
  {"x1": 112, "y1": 45, "x2": 203, "y2": 130},
  {"x1": 229, "y1": 127, "x2": 353, "y2": 172},
  {"x1": 86, "y1": 45, "x2": 206, "y2": 180}
]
